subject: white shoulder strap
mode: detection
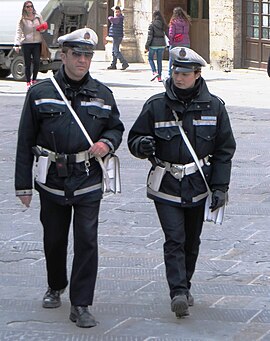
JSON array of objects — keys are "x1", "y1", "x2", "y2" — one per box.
[
  {"x1": 172, "y1": 110, "x2": 211, "y2": 194},
  {"x1": 50, "y1": 75, "x2": 110, "y2": 190}
]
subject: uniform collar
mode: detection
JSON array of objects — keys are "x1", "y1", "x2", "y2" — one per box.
[
  {"x1": 55, "y1": 65, "x2": 98, "y2": 96},
  {"x1": 165, "y1": 76, "x2": 211, "y2": 103}
]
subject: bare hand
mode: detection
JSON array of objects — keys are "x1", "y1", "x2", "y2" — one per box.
[
  {"x1": 89, "y1": 142, "x2": 110, "y2": 158},
  {"x1": 18, "y1": 195, "x2": 32, "y2": 208},
  {"x1": 14, "y1": 47, "x2": 20, "y2": 54}
]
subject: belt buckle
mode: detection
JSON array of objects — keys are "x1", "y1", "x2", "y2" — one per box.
[{"x1": 170, "y1": 165, "x2": 185, "y2": 180}]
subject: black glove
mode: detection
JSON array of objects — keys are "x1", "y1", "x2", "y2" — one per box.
[
  {"x1": 209, "y1": 190, "x2": 226, "y2": 212},
  {"x1": 139, "y1": 136, "x2": 156, "y2": 156}
]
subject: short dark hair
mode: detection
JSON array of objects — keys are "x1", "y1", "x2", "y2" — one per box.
[{"x1": 115, "y1": 6, "x2": 121, "y2": 11}]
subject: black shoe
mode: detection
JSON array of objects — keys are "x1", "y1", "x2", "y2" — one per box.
[
  {"x1": 42, "y1": 287, "x2": 65, "y2": 308},
  {"x1": 70, "y1": 305, "x2": 97, "y2": 328},
  {"x1": 121, "y1": 63, "x2": 129, "y2": 70},
  {"x1": 187, "y1": 291, "x2": 194, "y2": 306},
  {"x1": 107, "y1": 65, "x2": 117, "y2": 70},
  {"x1": 171, "y1": 295, "x2": 189, "y2": 318}
]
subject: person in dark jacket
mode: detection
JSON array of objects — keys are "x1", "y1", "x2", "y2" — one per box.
[
  {"x1": 128, "y1": 47, "x2": 236, "y2": 319},
  {"x1": 267, "y1": 55, "x2": 270, "y2": 77},
  {"x1": 145, "y1": 10, "x2": 168, "y2": 82},
  {"x1": 15, "y1": 28, "x2": 124, "y2": 328},
  {"x1": 107, "y1": 6, "x2": 129, "y2": 70}
]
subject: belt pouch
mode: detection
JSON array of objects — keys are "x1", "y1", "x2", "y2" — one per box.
[
  {"x1": 55, "y1": 154, "x2": 68, "y2": 177},
  {"x1": 147, "y1": 165, "x2": 166, "y2": 191},
  {"x1": 34, "y1": 155, "x2": 50, "y2": 184}
]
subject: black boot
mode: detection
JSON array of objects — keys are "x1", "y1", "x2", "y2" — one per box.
[
  {"x1": 107, "y1": 64, "x2": 117, "y2": 70},
  {"x1": 42, "y1": 287, "x2": 65, "y2": 308},
  {"x1": 70, "y1": 305, "x2": 97, "y2": 328},
  {"x1": 121, "y1": 62, "x2": 129, "y2": 70},
  {"x1": 171, "y1": 294, "x2": 189, "y2": 318}
]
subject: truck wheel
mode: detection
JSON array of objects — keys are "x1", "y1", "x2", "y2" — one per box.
[
  {"x1": 0, "y1": 69, "x2": 11, "y2": 78},
  {"x1": 11, "y1": 56, "x2": 26, "y2": 81}
]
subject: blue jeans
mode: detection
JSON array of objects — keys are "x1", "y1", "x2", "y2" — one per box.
[
  {"x1": 111, "y1": 36, "x2": 127, "y2": 66},
  {"x1": 148, "y1": 47, "x2": 165, "y2": 76}
]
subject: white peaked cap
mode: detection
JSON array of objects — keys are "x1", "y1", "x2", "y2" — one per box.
[{"x1": 58, "y1": 28, "x2": 98, "y2": 48}]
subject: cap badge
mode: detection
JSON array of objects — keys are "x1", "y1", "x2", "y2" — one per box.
[
  {"x1": 84, "y1": 32, "x2": 91, "y2": 40},
  {"x1": 179, "y1": 48, "x2": 187, "y2": 59}
]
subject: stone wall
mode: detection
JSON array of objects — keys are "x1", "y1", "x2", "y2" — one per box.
[
  {"x1": 133, "y1": 1, "x2": 153, "y2": 63},
  {"x1": 209, "y1": 0, "x2": 242, "y2": 70}
]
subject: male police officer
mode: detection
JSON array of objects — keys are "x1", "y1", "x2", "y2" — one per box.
[
  {"x1": 128, "y1": 47, "x2": 236, "y2": 318},
  {"x1": 15, "y1": 28, "x2": 124, "y2": 327}
]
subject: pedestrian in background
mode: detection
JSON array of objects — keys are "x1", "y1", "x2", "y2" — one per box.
[
  {"x1": 145, "y1": 10, "x2": 168, "y2": 82},
  {"x1": 107, "y1": 6, "x2": 129, "y2": 70},
  {"x1": 168, "y1": 7, "x2": 191, "y2": 77},
  {"x1": 267, "y1": 55, "x2": 270, "y2": 77},
  {"x1": 14, "y1": 1, "x2": 47, "y2": 90},
  {"x1": 128, "y1": 47, "x2": 236, "y2": 319},
  {"x1": 15, "y1": 28, "x2": 124, "y2": 328}
]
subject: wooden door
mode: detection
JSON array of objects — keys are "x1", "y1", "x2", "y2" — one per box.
[
  {"x1": 243, "y1": 0, "x2": 270, "y2": 69},
  {"x1": 187, "y1": 0, "x2": 209, "y2": 62}
]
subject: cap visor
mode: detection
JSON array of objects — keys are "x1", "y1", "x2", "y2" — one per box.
[{"x1": 173, "y1": 66, "x2": 196, "y2": 73}]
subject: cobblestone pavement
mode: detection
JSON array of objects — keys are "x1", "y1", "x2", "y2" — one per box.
[{"x1": 0, "y1": 53, "x2": 270, "y2": 340}]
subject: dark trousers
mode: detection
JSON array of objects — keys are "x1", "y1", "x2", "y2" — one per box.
[
  {"x1": 154, "y1": 201, "x2": 204, "y2": 299},
  {"x1": 39, "y1": 194, "x2": 100, "y2": 306},
  {"x1": 22, "y1": 43, "x2": 41, "y2": 82}
]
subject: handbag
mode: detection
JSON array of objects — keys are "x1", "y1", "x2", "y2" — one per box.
[
  {"x1": 172, "y1": 110, "x2": 226, "y2": 224},
  {"x1": 50, "y1": 75, "x2": 121, "y2": 193},
  {"x1": 40, "y1": 36, "x2": 51, "y2": 60},
  {"x1": 174, "y1": 33, "x2": 183, "y2": 43}
]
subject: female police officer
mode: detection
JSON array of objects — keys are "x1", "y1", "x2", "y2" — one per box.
[{"x1": 128, "y1": 47, "x2": 236, "y2": 318}]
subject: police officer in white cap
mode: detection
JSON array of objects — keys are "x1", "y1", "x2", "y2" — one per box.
[
  {"x1": 128, "y1": 47, "x2": 236, "y2": 318},
  {"x1": 15, "y1": 28, "x2": 124, "y2": 327}
]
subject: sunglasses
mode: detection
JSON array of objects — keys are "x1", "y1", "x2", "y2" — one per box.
[
  {"x1": 71, "y1": 51, "x2": 93, "y2": 59},
  {"x1": 25, "y1": 5, "x2": 33, "y2": 8}
]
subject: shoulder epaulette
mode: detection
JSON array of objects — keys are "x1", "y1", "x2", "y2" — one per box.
[
  {"x1": 210, "y1": 93, "x2": 225, "y2": 105},
  {"x1": 31, "y1": 78, "x2": 51, "y2": 88},
  {"x1": 93, "y1": 78, "x2": 113, "y2": 93},
  {"x1": 146, "y1": 92, "x2": 165, "y2": 105}
]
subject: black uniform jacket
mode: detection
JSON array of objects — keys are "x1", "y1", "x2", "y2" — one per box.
[
  {"x1": 128, "y1": 77, "x2": 236, "y2": 207},
  {"x1": 15, "y1": 66, "x2": 124, "y2": 204}
]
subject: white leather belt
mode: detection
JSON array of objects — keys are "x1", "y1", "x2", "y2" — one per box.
[
  {"x1": 37, "y1": 146, "x2": 93, "y2": 163},
  {"x1": 163, "y1": 156, "x2": 209, "y2": 180}
]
